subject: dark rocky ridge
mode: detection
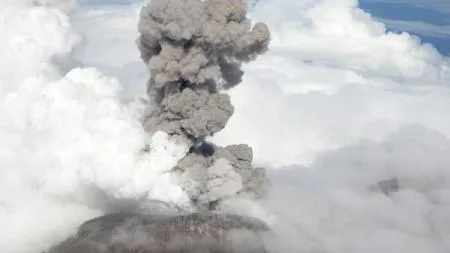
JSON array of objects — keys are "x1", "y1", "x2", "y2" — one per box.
[{"x1": 45, "y1": 211, "x2": 270, "y2": 253}]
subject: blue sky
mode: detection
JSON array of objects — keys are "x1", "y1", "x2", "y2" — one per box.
[{"x1": 359, "y1": 0, "x2": 450, "y2": 55}]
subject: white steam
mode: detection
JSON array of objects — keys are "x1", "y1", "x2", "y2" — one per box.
[{"x1": 0, "y1": 2, "x2": 192, "y2": 253}]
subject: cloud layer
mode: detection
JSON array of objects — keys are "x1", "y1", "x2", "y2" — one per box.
[
  {"x1": 265, "y1": 124, "x2": 450, "y2": 252},
  {"x1": 0, "y1": 2, "x2": 193, "y2": 252},
  {"x1": 212, "y1": 0, "x2": 450, "y2": 166}
]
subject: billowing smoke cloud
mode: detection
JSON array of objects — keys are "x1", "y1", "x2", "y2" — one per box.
[
  {"x1": 176, "y1": 144, "x2": 268, "y2": 208},
  {"x1": 136, "y1": 0, "x2": 271, "y2": 209},
  {"x1": 37, "y1": 1, "x2": 273, "y2": 252},
  {"x1": 137, "y1": 0, "x2": 270, "y2": 137}
]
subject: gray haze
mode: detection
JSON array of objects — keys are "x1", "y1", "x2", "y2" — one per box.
[{"x1": 137, "y1": 0, "x2": 271, "y2": 209}]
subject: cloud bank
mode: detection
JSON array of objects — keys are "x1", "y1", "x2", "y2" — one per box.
[
  {"x1": 265, "y1": 124, "x2": 450, "y2": 253},
  {"x1": 213, "y1": 0, "x2": 450, "y2": 166},
  {"x1": 0, "y1": 2, "x2": 193, "y2": 252}
]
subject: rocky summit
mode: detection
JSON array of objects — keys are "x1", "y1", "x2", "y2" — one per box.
[{"x1": 45, "y1": 211, "x2": 270, "y2": 253}]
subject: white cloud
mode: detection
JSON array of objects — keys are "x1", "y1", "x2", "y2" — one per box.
[
  {"x1": 33, "y1": 0, "x2": 77, "y2": 11},
  {"x1": 265, "y1": 124, "x2": 450, "y2": 252},
  {"x1": 70, "y1": 4, "x2": 148, "y2": 102},
  {"x1": 212, "y1": 0, "x2": 450, "y2": 166},
  {"x1": 0, "y1": 3, "x2": 191, "y2": 253}
]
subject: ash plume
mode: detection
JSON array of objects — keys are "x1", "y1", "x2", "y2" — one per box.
[
  {"x1": 137, "y1": 0, "x2": 271, "y2": 209},
  {"x1": 43, "y1": 1, "x2": 272, "y2": 252},
  {"x1": 40, "y1": 2, "x2": 272, "y2": 252},
  {"x1": 138, "y1": 0, "x2": 270, "y2": 139}
]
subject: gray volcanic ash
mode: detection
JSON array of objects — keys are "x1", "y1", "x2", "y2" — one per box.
[
  {"x1": 137, "y1": 0, "x2": 271, "y2": 210},
  {"x1": 44, "y1": 0, "x2": 272, "y2": 252}
]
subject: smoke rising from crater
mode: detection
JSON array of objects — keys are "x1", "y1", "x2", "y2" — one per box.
[
  {"x1": 137, "y1": 0, "x2": 271, "y2": 209},
  {"x1": 137, "y1": 0, "x2": 270, "y2": 139}
]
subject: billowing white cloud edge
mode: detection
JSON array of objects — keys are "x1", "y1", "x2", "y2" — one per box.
[
  {"x1": 0, "y1": 2, "x2": 192, "y2": 252},
  {"x1": 213, "y1": 0, "x2": 450, "y2": 166}
]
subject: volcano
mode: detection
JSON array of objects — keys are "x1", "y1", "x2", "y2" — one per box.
[{"x1": 45, "y1": 210, "x2": 270, "y2": 253}]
